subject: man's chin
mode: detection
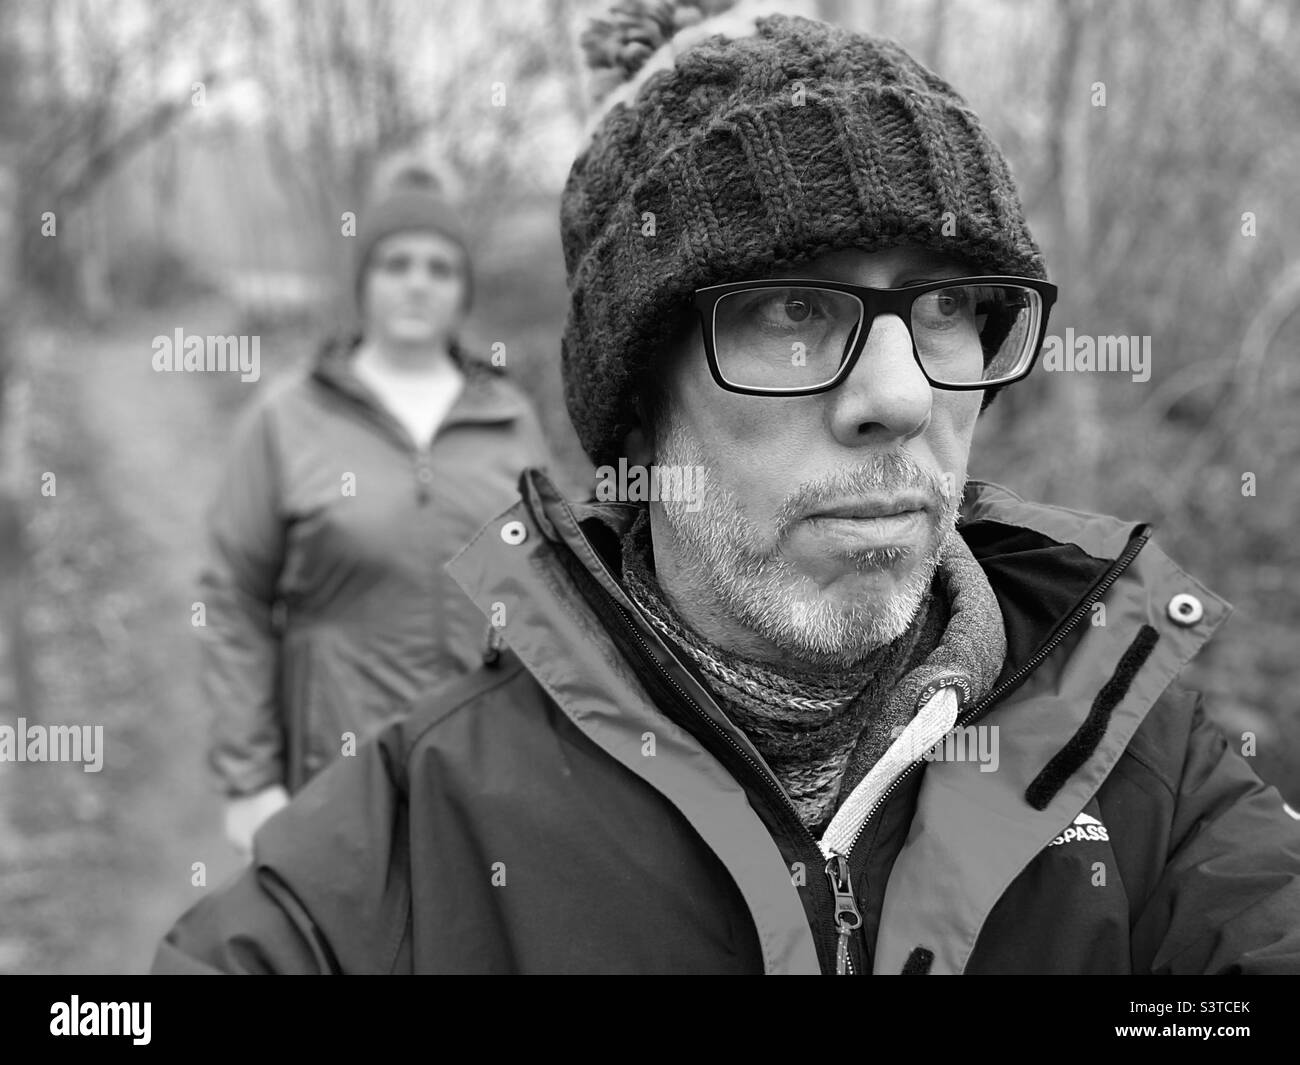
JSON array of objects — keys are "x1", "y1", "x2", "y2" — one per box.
[
  {"x1": 739, "y1": 540, "x2": 939, "y2": 663},
  {"x1": 715, "y1": 552, "x2": 930, "y2": 665},
  {"x1": 784, "y1": 567, "x2": 920, "y2": 636}
]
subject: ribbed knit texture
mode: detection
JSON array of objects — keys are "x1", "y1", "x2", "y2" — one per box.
[
  {"x1": 560, "y1": 12, "x2": 1048, "y2": 467},
  {"x1": 619, "y1": 507, "x2": 1008, "y2": 834}
]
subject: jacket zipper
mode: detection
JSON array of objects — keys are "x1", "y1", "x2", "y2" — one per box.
[
  {"x1": 827, "y1": 853, "x2": 863, "y2": 975},
  {"x1": 613, "y1": 526, "x2": 1149, "y2": 975},
  {"x1": 315, "y1": 363, "x2": 476, "y2": 504}
]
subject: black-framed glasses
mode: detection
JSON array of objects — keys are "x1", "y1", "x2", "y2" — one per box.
[{"x1": 692, "y1": 276, "x2": 1058, "y2": 395}]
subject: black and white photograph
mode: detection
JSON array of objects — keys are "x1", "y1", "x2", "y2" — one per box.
[{"x1": 0, "y1": 0, "x2": 1298, "y2": 1023}]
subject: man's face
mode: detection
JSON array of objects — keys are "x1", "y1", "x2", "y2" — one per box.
[
  {"x1": 648, "y1": 245, "x2": 983, "y2": 668},
  {"x1": 362, "y1": 231, "x2": 467, "y2": 347}
]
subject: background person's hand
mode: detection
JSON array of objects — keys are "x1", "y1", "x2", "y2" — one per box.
[{"x1": 223, "y1": 785, "x2": 289, "y2": 859}]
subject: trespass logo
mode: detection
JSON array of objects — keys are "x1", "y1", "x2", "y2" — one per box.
[{"x1": 1048, "y1": 811, "x2": 1110, "y2": 847}]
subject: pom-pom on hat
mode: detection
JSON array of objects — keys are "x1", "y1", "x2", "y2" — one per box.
[
  {"x1": 353, "y1": 163, "x2": 473, "y2": 313},
  {"x1": 560, "y1": 1, "x2": 1048, "y2": 467}
]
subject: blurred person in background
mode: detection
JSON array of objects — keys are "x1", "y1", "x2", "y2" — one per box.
[{"x1": 203, "y1": 165, "x2": 552, "y2": 857}]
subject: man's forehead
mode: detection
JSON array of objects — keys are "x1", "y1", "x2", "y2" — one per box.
[{"x1": 754, "y1": 245, "x2": 975, "y2": 281}]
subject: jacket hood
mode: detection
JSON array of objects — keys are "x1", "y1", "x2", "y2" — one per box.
[{"x1": 447, "y1": 469, "x2": 1232, "y2": 973}]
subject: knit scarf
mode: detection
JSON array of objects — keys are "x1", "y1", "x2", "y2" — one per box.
[{"x1": 619, "y1": 508, "x2": 1007, "y2": 835}]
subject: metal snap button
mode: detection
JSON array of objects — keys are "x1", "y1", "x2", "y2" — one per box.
[
  {"x1": 500, "y1": 520, "x2": 527, "y2": 545},
  {"x1": 1167, "y1": 593, "x2": 1204, "y2": 626},
  {"x1": 416, "y1": 466, "x2": 434, "y2": 485}
]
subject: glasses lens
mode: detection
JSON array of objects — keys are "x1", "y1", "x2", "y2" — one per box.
[
  {"x1": 911, "y1": 284, "x2": 1040, "y2": 386},
  {"x1": 712, "y1": 286, "x2": 863, "y2": 390}
]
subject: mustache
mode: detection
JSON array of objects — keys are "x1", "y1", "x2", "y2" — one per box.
[{"x1": 770, "y1": 454, "x2": 957, "y2": 540}]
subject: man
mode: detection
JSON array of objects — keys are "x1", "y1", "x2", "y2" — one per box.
[{"x1": 155, "y1": 12, "x2": 1300, "y2": 974}]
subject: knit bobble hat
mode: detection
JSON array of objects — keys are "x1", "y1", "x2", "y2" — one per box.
[
  {"x1": 560, "y1": 5, "x2": 1048, "y2": 467},
  {"x1": 353, "y1": 165, "x2": 474, "y2": 313}
]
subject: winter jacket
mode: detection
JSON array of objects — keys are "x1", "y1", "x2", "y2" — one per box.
[
  {"x1": 159, "y1": 470, "x2": 1300, "y2": 973},
  {"x1": 202, "y1": 337, "x2": 551, "y2": 797}
]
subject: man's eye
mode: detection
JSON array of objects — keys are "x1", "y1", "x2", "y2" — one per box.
[
  {"x1": 917, "y1": 288, "x2": 976, "y2": 320},
  {"x1": 381, "y1": 256, "x2": 411, "y2": 273},
  {"x1": 782, "y1": 298, "x2": 812, "y2": 322},
  {"x1": 934, "y1": 292, "x2": 970, "y2": 316},
  {"x1": 754, "y1": 290, "x2": 825, "y2": 326}
]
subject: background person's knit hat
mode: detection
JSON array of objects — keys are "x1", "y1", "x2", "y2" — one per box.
[
  {"x1": 560, "y1": 3, "x2": 1049, "y2": 467},
  {"x1": 353, "y1": 164, "x2": 473, "y2": 313}
]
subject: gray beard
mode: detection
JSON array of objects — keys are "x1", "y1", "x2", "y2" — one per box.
[{"x1": 654, "y1": 418, "x2": 962, "y2": 669}]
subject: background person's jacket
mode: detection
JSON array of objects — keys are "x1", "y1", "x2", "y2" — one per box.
[
  {"x1": 158, "y1": 471, "x2": 1300, "y2": 973},
  {"x1": 202, "y1": 337, "x2": 551, "y2": 797}
]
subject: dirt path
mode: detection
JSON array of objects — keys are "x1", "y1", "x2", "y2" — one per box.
[
  {"x1": 77, "y1": 299, "x2": 251, "y2": 972},
  {"x1": 2, "y1": 298, "x2": 255, "y2": 973}
]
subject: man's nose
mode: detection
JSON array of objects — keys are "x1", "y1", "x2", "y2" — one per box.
[{"x1": 826, "y1": 313, "x2": 932, "y2": 446}]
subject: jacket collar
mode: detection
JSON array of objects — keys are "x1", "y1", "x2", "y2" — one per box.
[
  {"x1": 448, "y1": 469, "x2": 1232, "y2": 974},
  {"x1": 872, "y1": 480, "x2": 1231, "y2": 972},
  {"x1": 450, "y1": 471, "x2": 822, "y2": 974},
  {"x1": 310, "y1": 334, "x2": 529, "y2": 447}
]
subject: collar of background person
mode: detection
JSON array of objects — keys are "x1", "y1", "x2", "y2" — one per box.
[{"x1": 312, "y1": 334, "x2": 525, "y2": 428}]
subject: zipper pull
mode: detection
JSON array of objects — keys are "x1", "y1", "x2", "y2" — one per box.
[
  {"x1": 825, "y1": 853, "x2": 863, "y2": 975},
  {"x1": 414, "y1": 457, "x2": 435, "y2": 504}
]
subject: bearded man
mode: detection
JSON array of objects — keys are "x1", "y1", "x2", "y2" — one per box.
[{"x1": 154, "y1": 11, "x2": 1300, "y2": 975}]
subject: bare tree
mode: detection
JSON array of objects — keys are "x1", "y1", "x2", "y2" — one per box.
[{"x1": 18, "y1": 0, "x2": 240, "y2": 309}]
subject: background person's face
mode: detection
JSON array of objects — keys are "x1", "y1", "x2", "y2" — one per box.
[
  {"x1": 362, "y1": 230, "x2": 467, "y2": 347},
  {"x1": 651, "y1": 245, "x2": 985, "y2": 667}
]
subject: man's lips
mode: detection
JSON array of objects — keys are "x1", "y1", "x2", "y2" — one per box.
[
  {"x1": 802, "y1": 495, "x2": 931, "y2": 521},
  {"x1": 790, "y1": 496, "x2": 932, "y2": 556}
]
